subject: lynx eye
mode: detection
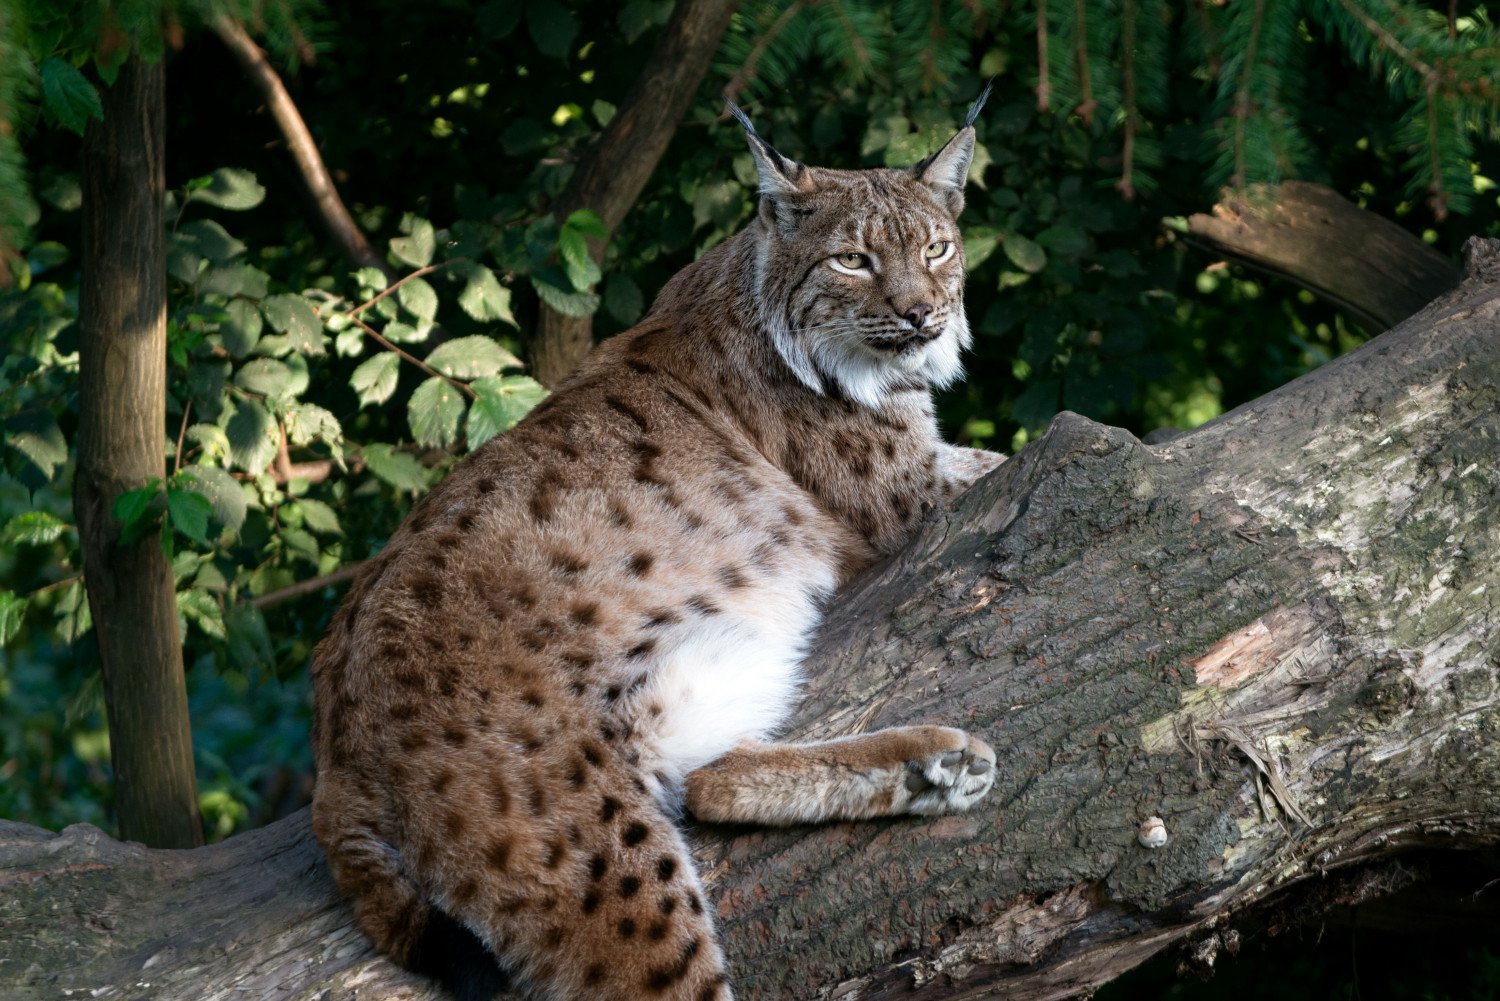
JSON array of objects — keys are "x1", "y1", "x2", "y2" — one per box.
[
  {"x1": 924, "y1": 240, "x2": 952, "y2": 261},
  {"x1": 831, "y1": 251, "x2": 871, "y2": 273}
]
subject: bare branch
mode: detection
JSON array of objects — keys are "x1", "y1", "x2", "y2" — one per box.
[{"x1": 211, "y1": 17, "x2": 395, "y2": 280}]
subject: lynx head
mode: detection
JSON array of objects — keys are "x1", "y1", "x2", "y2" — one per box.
[{"x1": 730, "y1": 88, "x2": 988, "y2": 409}]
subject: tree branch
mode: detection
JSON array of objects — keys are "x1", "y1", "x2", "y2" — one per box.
[
  {"x1": 530, "y1": 0, "x2": 740, "y2": 387},
  {"x1": 249, "y1": 561, "x2": 364, "y2": 610},
  {"x1": 211, "y1": 16, "x2": 395, "y2": 280},
  {"x1": 1180, "y1": 180, "x2": 1460, "y2": 331}
]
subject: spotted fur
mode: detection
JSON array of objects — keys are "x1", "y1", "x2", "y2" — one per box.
[{"x1": 311, "y1": 94, "x2": 1003, "y2": 1001}]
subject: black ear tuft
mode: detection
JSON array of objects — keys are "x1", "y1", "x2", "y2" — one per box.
[
  {"x1": 961, "y1": 80, "x2": 993, "y2": 132},
  {"x1": 911, "y1": 82, "x2": 992, "y2": 216},
  {"x1": 725, "y1": 98, "x2": 811, "y2": 231}
]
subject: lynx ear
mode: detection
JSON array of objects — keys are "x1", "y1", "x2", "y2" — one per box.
[
  {"x1": 727, "y1": 100, "x2": 812, "y2": 233},
  {"x1": 912, "y1": 83, "x2": 991, "y2": 216}
]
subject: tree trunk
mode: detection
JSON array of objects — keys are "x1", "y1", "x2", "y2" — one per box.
[
  {"x1": 73, "y1": 53, "x2": 202, "y2": 850},
  {"x1": 531, "y1": 0, "x2": 739, "y2": 387},
  {"x1": 8, "y1": 240, "x2": 1500, "y2": 998}
]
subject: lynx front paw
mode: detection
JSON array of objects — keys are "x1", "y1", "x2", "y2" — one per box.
[{"x1": 901, "y1": 728, "x2": 996, "y2": 816}]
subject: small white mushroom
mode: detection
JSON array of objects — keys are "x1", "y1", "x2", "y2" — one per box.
[{"x1": 1138, "y1": 815, "x2": 1169, "y2": 848}]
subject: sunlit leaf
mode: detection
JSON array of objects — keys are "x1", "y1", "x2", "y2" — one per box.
[
  {"x1": 426, "y1": 335, "x2": 521, "y2": 379},
  {"x1": 407, "y1": 377, "x2": 467, "y2": 449}
]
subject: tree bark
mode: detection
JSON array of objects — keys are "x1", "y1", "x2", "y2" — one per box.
[
  {"x1": 72, "y1": 53, "x2": 202, "y2": 850},
  {"x1": 531, "y1": 0, "x2": 739, "y2": 387},
  {"x1": 9, "y1": 240, "x2": 1500, "y2": 998},
  {"x1": 1183, "y1": 181, "x2": 1460, "y2": 331}
]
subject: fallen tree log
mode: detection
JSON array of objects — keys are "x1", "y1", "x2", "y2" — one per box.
[{"x1": 3, "y1": 240, "x2": 1498, "y2": 1001}]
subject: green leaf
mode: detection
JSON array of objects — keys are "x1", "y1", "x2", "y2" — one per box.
[
  {"x1": 186, "y1": 424, "x2": 232, "y2": 464},
  {"x1": 226, "y1": 397, "x2": 278, "y2": 473},
  {"x1": 603, "y1": 274, "x2": 644, "y2": 327},
  {"x1": 165, "y1": 488, "x2": 214, "y2": 544},
  {"x1": 191, "y1": 168, "x2": 266, "y2": 211},
  {"x1": 178, "y1": 465, "x2": 248, "y2": 535},
  {"x1": 361, "y1": 443, "x2": 433, "y2": 492},
  {"x1": 177, "y1": 588, "x2": 226, "y2": 640},
  {"x1": 500, "y1": 119, "x2": 546, "y2": 155},
  {"x1": 166, "y1": 233, "x2": 205, "y2": 284},
  {"x1": 467, "y1": 375, "x2": 548, "y2": 447},
  {"x1": 408, "y1": 377, "x2": 467, "y2": 449},
  {"x1": 113, "y1": 482, "x2": 161, "y2": 540},
  {"x1": 381, "y1": 321, "x2": 429, "y2": 344},
  {"x1": 234, "y1": 358, "x2": 294, "y2": 398},
  {"x1": 398, "y1": 277, "x2": 439, "y2": 323},
  {"x1": 0, "y1": 591, "x2": 27, "y2": 647},
  {"x1": 282, "y1": 527, "x2": 320, "y2": 566},
  {"x1": 225, "y1": 604, "x2": 274, "y2": 673},
  {"x1": 457, "y1": 266, "x2": 517, "y2": 326},
  {"x1": 426, "y1": 335, "x2": 521, "y2": 380},
  {"x1": 285, "y1": 402, "x2": 342, "y2": 452},
  {"x1": 4, "y1": 413, "x2": 68, "y2": 478},
  {"x1": 1, "y1": 511, "x2": 68, "y2": 546},
  {"x1": 618, "y1": 0, "x2": 672, "y2": 42},
  {"x1": 559, "y1": 226, "x2": 601, "y2": 290},
  {"x1": 55, "y1": 580, "x2": 92, "y2": 644},
  {"x1": 1002, "y1": 233, "x2": 1048, "y2": 274},
  {"x1": 565, "y1": 209, "x2": 608, "y2": 238},
  {"x1": 350, "y1": 352, "x2": 400, "y2": 408},
  {"x1": 221, "y1": 299, "x2": 262, "y2": 357},
  {"x1": 294, "y1": 499, "x2": 342, "y2": 536},
  {"x1": 533, "y1": 277, "x2": 600, "y2": 318},
  {"x1": 963, "y1": 226, "x2": 1002, "y2": 270},
  {"x1": 199, "y1": 264, "x2": 270, "y2": 299},
  {"x1": 390, "y1": 216, "x2": 436, "y2": 268},
  {"x1": 40, "y1": 58, "x2": 103, "y2": 135},
  {"x1": 527, "y1": 0, "x2": 578, "y2": 58},
  {"x1": 261, "y1": 294, "x2": 325, "y2": 355},
  {"x1": 1035, "y1": 225, "x2": 1089, "y2": 257},
  {"x1": 353, "y1": 267, "x2": 388, "y2": 293},
  {"x1": 178, "y1": 219, "x2": 246, "y2": 263},
  {"x1": 478, "y1": 0, "x2": 524, "y2": 38}
]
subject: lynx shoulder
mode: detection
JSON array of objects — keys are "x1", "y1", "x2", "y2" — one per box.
[{"x1": 311, "y1": 90, "x2": 1004, "y2": 1001}]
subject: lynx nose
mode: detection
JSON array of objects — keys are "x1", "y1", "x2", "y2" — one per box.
[{"x1": 903, "y1": 303, "x2": 934, "y2": 329}]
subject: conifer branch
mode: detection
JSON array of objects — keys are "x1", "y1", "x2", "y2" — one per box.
[
  {"x1": 1074, "y1": 0, "x2": 1095, "y2": 124},
  {"x1": 1193, "y1": 0, "x2": 1223, "y2": 76},
  {"x1": 824, "y1": 0, "x2": 872, "y2": 74},
  {"x1": 1036, "y1": 0, "x2": 1052, "y2": 112},
  {"x1": 1117, "y1": 0, "x2": 1138, "y2": 199},
  {"x1": 1425, "y1": 81, "x2": 1448, "y2": 220},
  {"x1": 722, "y1": 0, "x2": 808, "y2": 108},
  {"x1": 921, "y1": 0, "x2": 946, "y2": 92},
  {"x1": 1333, "y1": 0, "x2": 1436, "y2": 82},
  {"x1": 1230, "y1": 0, "x2": 1269, "y2": 190}
]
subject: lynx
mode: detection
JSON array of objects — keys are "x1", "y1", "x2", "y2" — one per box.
[{"x1": 311, "y1": 90, "x2": 1003, "y2": 1001}]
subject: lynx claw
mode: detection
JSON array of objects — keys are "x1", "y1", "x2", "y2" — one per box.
[{"x1": 903, "y1": 731, "x2": 996, "y2": 816}]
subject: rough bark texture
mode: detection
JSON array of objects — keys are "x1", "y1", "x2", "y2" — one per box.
[
  {"x1": 1184, "y1": 181, "x2": 1460, "y2": 331},
  {"x1": 531, "y1": 0, "x2": 739, "y2": 387},
  {"x1": 72, "y1": 53, "x2": 202, "y2": 851},
  {"x1": 7, "y1": 242, "x2": 1499, "y2": 999}
]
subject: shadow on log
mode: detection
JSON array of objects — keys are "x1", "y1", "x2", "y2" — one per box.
[{"x1": 4, "y1": 241, "x2": 1499, "y2": 1000}]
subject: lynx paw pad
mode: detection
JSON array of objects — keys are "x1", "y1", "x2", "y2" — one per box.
[{"x1": 903, "y1": 732, "x2": 996, "y2": 816}]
